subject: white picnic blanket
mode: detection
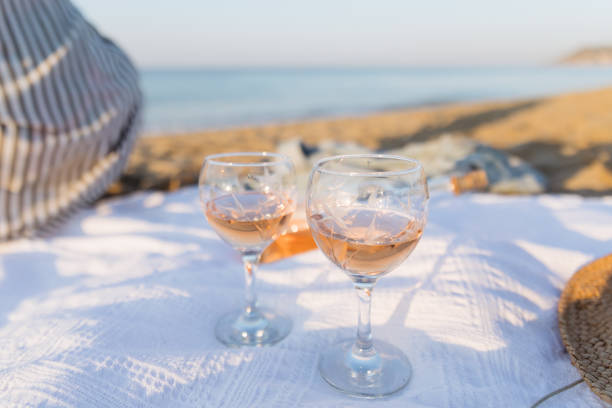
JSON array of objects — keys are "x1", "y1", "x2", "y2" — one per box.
[{"x1": 1, "y1": 188, "x2": 612, "y2": 407}]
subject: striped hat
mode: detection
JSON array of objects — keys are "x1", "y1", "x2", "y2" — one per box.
[{"x1": 0, "y1": 0, "x2": 142, "y2": 240}]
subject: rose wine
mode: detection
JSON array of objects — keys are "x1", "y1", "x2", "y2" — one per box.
[
  {"x1": 206, "y1": 192, "x2": 294, "y2": 251},
  {"x1": 309, "y1": 207, "x2": 423, "y2": 277}
]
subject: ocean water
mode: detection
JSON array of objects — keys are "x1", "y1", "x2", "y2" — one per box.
[{"x1": 141, "y1": 66, "x2": 612, "y2": 134}]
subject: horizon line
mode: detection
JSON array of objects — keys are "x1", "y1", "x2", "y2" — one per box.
[{"x1": 137, "y1": 62, "x2": 564, "y2": 71}]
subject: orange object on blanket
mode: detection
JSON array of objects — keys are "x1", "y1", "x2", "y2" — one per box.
[{"x1": 260, "y1": 219, "x2": 317, "y2": 263}]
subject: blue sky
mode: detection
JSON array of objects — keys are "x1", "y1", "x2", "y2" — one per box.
[{"x1": 72, "y1": 0, "x2": 612, "y2": 68}]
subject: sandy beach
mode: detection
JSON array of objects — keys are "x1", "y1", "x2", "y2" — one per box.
[{"x1": 110, "y1": 86, "x2": 612, "y2": 197}]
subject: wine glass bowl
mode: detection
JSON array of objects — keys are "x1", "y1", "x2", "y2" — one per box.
[
  {"x1": 199, "y1": 152, "x2": 296, "y2": 347},
  {"x1": 306, "y1": 154, "x2": 428, "y2": 397}
]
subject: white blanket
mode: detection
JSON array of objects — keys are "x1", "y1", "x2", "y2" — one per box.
[{"x1": 1, "y1": 188, "x2": 612, "y2": 407}]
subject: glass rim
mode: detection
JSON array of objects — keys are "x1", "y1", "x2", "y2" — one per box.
[
  {"x1": 204, "y1": 151, "x2": 292, "y2": 167},
  {"x1": 312, "y1": 154, "x2": 423, "y2": 177}
]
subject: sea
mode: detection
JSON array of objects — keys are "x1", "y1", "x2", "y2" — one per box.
[{"x1": 141, "y1": 66, "x2": 612, "y2": 135}]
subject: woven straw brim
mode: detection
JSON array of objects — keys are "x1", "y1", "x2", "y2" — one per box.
[{"x1": 559, "y1": 253, "x2": 612, "y2": 403}]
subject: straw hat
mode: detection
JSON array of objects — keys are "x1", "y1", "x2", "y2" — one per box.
[{"x1": 559, "y1": 253, "x2": 612, "y2": 403}]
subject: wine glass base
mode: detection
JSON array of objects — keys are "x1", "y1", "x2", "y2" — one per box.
[
  {"x1": 215, "y1": 307, "x2": 292, "y2": 347},
  {"x1": 319, "y1": 339, "x2": 412, "y2": 398}
]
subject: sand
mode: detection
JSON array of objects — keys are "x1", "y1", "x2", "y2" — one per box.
[{"x1": 108, "y1": 86, "x2": 612, "y2": 196}]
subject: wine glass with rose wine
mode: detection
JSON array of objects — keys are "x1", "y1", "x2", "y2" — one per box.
[
  {"x1": 306, "y1": 154, "x2": 429, "y2": 397},
  {"x1": 199, "y1": 152, "x2": 296, "y2": 347}
]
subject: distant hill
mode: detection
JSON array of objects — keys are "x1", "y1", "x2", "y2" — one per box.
[{"x1": 561, "y1": 47, "x2": 612, "y2": 65}]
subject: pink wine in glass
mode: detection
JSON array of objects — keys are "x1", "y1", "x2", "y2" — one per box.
[
  {"x1": 200, "y1": 152, "x2": 296, "y2": 347},
  {"x1": 309, "y1": 207, "x2": 423, "y2": 277},
  {"x1": 306, "y1": 154, "x2": 428, "y2": 397},
  {"x1": 206, "y1": 192, "x2": 294, "y2": 251}
]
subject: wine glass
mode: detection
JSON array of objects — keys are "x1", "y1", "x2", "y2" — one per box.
[
  {"x1": 306, "y1": 154, "x2": 429, "y2": 398},
  {"x1": 199, "y1": 152, "x2": 296, "y2": 347}
]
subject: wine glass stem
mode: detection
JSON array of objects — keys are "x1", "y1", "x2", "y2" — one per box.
[
  {"x1": 354, "y1": 282, "x2": 375, "y2": 354},
  {"x1": 242, "y1": 252, "x2": 260, "y2": 315}
]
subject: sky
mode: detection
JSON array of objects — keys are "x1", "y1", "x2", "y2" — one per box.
[{"x1": 72, "y1": 0, "x2": 612, "y2": 68}]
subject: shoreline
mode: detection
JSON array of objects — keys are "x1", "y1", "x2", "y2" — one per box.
[
  {"x1": 140, "y1": 98, "x2": 470, "y2": 138},
  {"x1": 110, "y1": 86, "x2": 612, "y2": 197},
  {"x1": 140, "y1": 84, "x2": 611, "y2": 138}
]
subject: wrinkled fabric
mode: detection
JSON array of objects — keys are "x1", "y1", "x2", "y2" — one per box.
[{"x1": 0, "y1": 188, "x2": 611, "y2": 407}]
